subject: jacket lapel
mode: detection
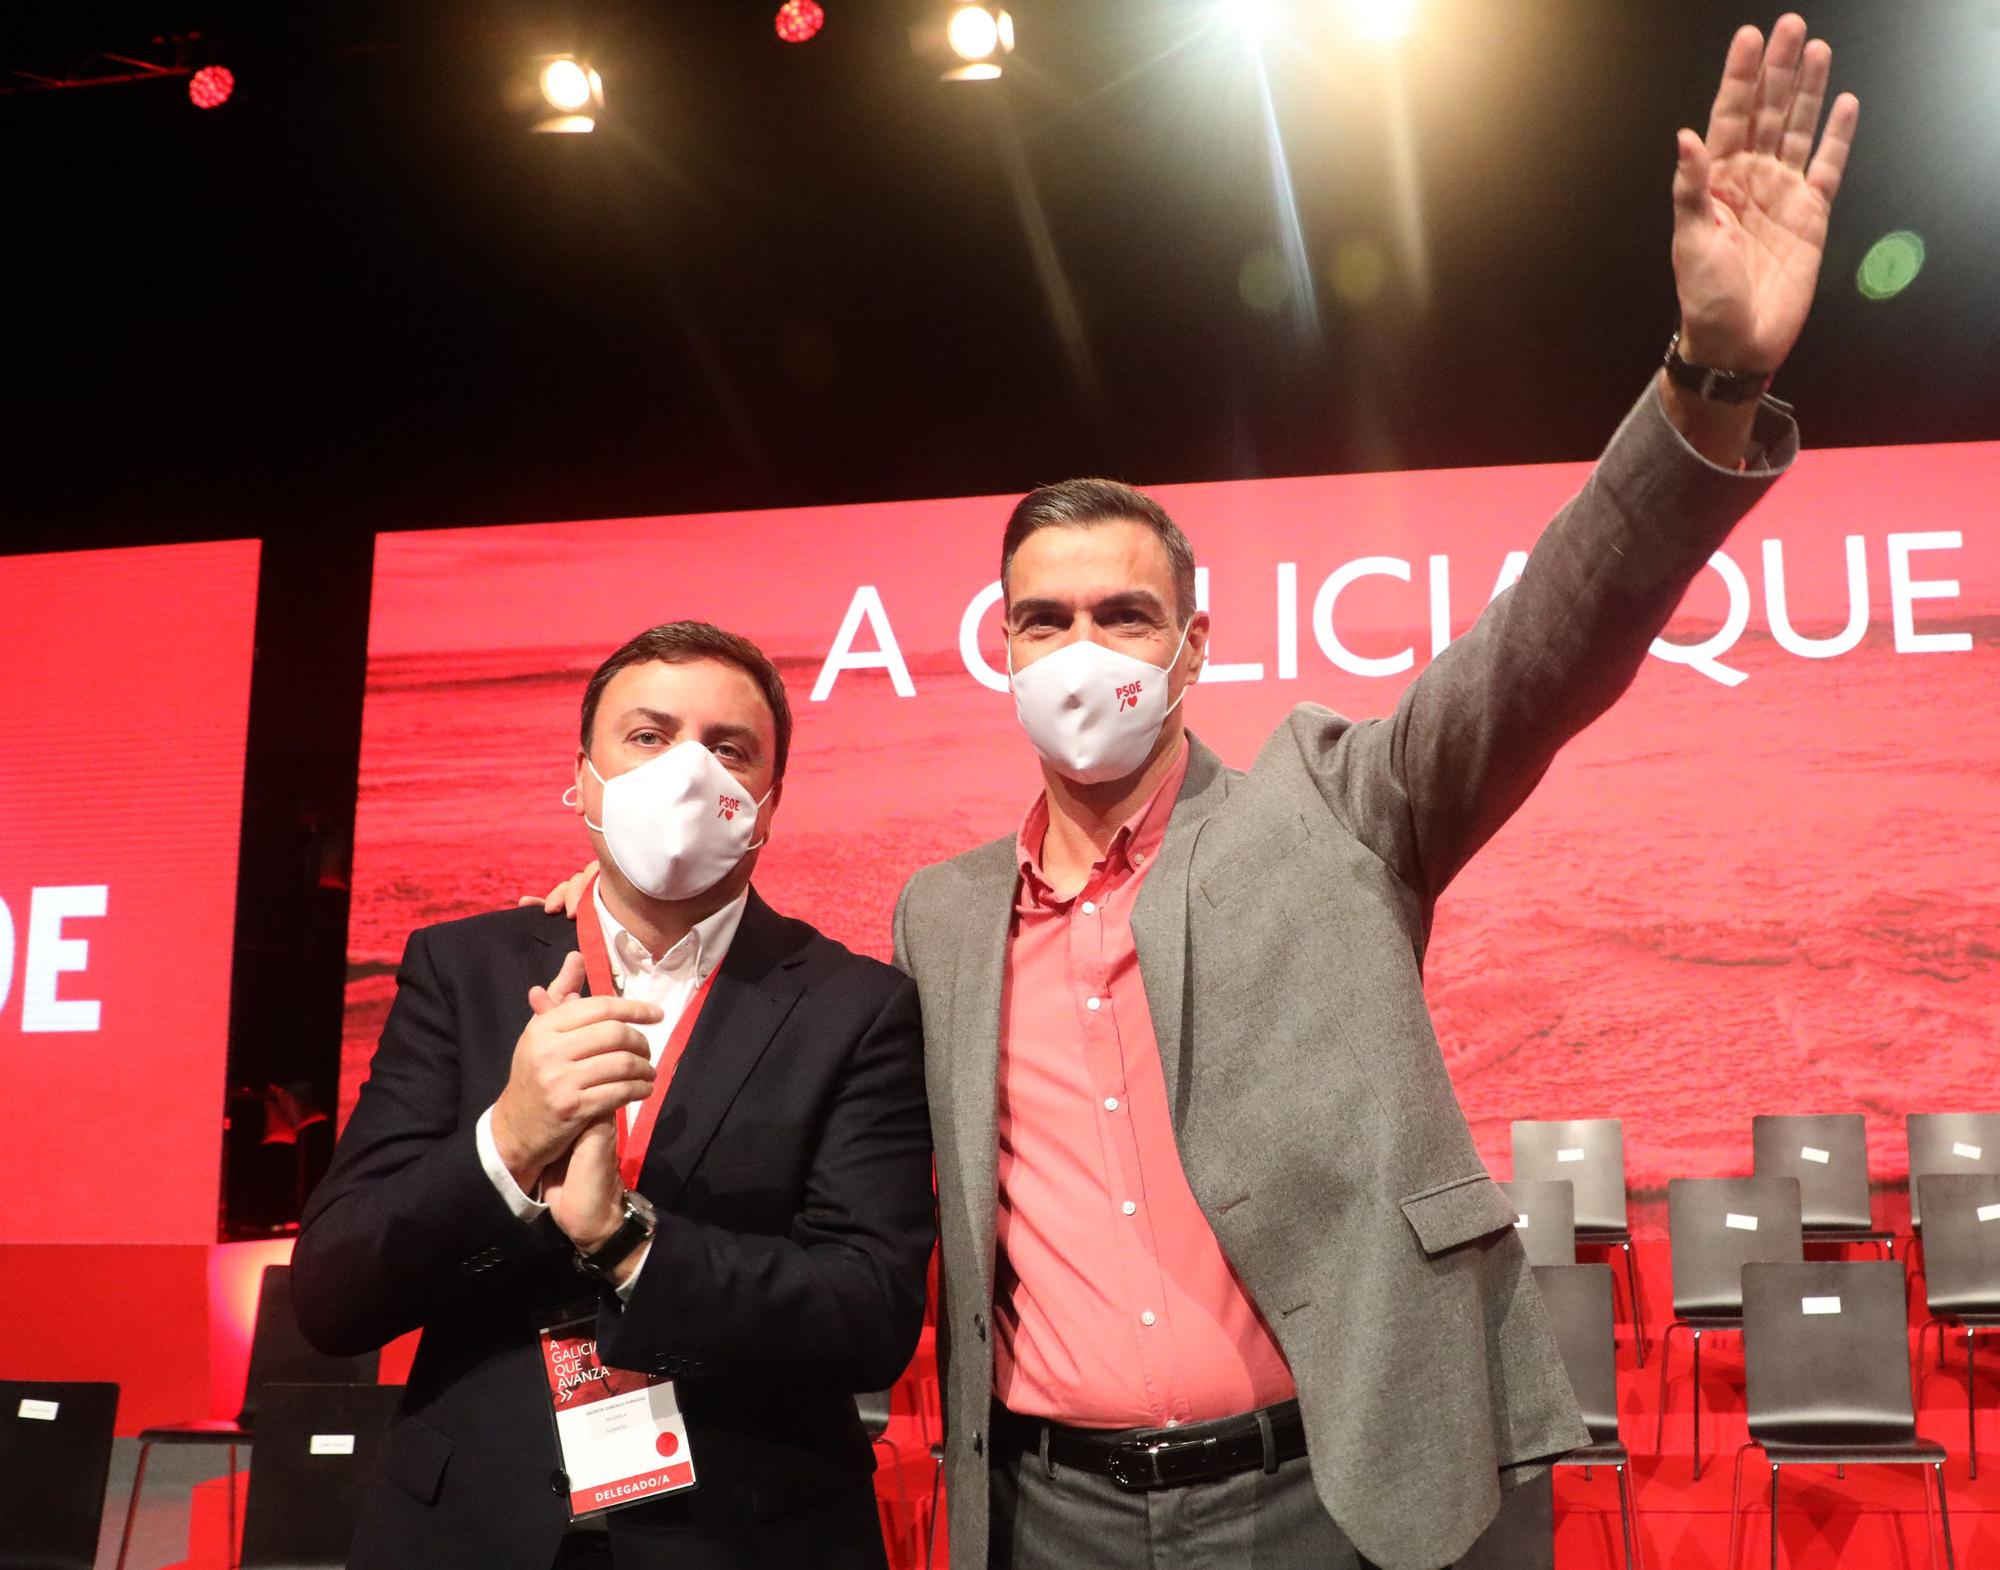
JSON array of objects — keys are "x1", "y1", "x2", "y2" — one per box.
[
  {"x1": 1131, "y1": 734, "x2": 1230, "y2": 1130},
  {"x1": 637, "y1": 889, "x2": 806, "y2": 1210}
]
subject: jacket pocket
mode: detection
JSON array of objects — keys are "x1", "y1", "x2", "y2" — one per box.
[
  {"x1": 383, "y1": 1417, "x2": 453, "y2": 1506},
  {"x1": 1398, "y1": 1173, "x2": 1517, "y2": 1257}
]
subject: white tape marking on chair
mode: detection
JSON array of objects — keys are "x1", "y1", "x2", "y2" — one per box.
[
  {"x1": 1801, "y1": 1296, "x2": 1842, "y2": 1315},
  {"x1": 1515, "y1": 1215, "x2": 1529, "y2": 1228},
  {"x1": 17, "y1": 1399, "x2": 59, "y2": 1420},
  {"x1": 1725, "y1": 1212, "x2": 1759, "y2": 1231},
  {"x1": 1800, "y1": 1146, "x2": 1830, "y2": 1163},
  {"x1": 310, "y1": 1434, "x2": 356, "y2": 1455},
  {"x1": 1556, "y1": 1148, "x2": 1585, "y2": 1163},
  {"x1": 1978, "y1": 1203, "x2": 2000, "y2": 1223},
  {"x1": 1952, "y1": 1142, "x2": 1983, "y2": 1160}
]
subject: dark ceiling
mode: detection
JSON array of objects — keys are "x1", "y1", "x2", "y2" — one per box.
[{"x1": 10, "y1": 0, "x2": 1999, "y2": 556}]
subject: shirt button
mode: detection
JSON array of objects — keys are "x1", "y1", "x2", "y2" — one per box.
[
  {"x1": 1122, "y1": 1201, "x2": 1137, "y2": 1216},
  {"x1": 1104, "y1": 1097, "x2": 1119, "y2": 1111},
  {"x1": 1081, "y1": 900, "x2": 1096, "y2": 914},
  {"x1": 1133, "y1": 852, "x2": 1146, "y2": 867},
  {"x1": 1086, "y1": 997, "x2": 1102, "y2": 1012},
  {"x1": 1141, "y1": 1310, "x2": 1157, "y2": 1327}
]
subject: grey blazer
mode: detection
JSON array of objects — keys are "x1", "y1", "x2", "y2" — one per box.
[{"x1": 893, "y1": 382, "x2": 1798, "y2": 1570}]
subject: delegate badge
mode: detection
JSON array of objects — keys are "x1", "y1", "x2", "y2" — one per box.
[{"x1": 538, "y1": 1315, "x2": 697, "y2": 1518}]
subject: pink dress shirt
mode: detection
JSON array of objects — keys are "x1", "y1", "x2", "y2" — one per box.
[{"x1": 992, "y1": 741, "x2": 1297, "y2": 1429}]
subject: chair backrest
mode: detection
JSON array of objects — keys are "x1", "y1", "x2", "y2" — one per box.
[
  {"x1": 1666, "y1": 1176, "x2": 1803, "y2": 1319},
  {"x1": 0, "y1": 1380, "x2": 120, "y2": 1570},
  {"x1": 239, "y1": 1382, "x2": 402, "y2": 1570},
  {"x1": 239, "y1": 1264, "x2": 379, "y2": 1428},
  {"x1": 1500, "y1": 1180, "x2": 1577, "y2": 1267},
  {"x1": 1454, "y1": 1467, "x2": 1553, "y2": 1570},
  {"x1": 1531, "y1": 1264, "x2": 1619, "y2": 1445},
  {"x1": 1907, "y1": 1113, "x2": 2000, "y2": 1230},
  {"x1": 1752, "y1": 1113, "x2": 1873, "y2": 1232},
  {"x1": 1915, "y1": 1172, "x2": 2000, "y2": 1318},
  {"x1": 1742, "y1": 1261, "x2": 1915, "y2": 1447},
  {"x1": 1511, "y1": 1120, "x2": 1627, "y2": 1234}
]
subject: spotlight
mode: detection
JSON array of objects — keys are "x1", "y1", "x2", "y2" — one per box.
[
  {"x1": 529, "y1": 55, "x2": 604, "y2": 133},
  {"x1": 938, "y1": 3, "x2": 1013, "y2": 80},
  {"x1": 1217, "y1": 0, "x2": 1280, "y2": 40},
  {"x1": 775, "y1": 1, "x2": 826, "y2": 44},
  {"x1": 187, "y1": 64, "x2": 234, "y2": 110}
]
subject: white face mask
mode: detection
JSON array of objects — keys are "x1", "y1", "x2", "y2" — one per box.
[
  {"x1": 574, "y1": 740, "x2": 772, "y2": 902},
  {"x1": 1008, "y1": 621, "x2": 1193, "y2": 785}
]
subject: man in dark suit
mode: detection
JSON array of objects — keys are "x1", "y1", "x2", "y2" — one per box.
[{"x1": 294, "y1": 620, "x2": 934, "y2": 1570}]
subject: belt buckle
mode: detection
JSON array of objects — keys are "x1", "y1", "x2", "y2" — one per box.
[{"x1": 1106, "y1": 1439, "x2": 1163, "y2": 1491}]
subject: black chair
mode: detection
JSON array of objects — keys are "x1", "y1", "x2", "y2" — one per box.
[
  {"x1": 0, "y1": 1380, "x2": 119, "y2": 1570},
  {"x1": 1730, "y1": 1261, "x2": 1956, "y2": 1570},
  {"x1": 1533, "y1": 1265, "x2": 1639, "y2": 1570},
  {"x1": 1913, "y1": 1172, "x2": 2000, "y2": 1482},
  {"x1": 1654, "y1": 1176, "x2": 1802, "y2": 1479},
  {"x1": 238, "y1": 1382, "x2": 402, "y2": 1569},
  {"x1": 1907, "y1": 1112, "x2": 2000, "y2": 1235},
  {"x1": 1751, "y1": 1113, "x2": 1893, "y2": 1254},
  {"x1": 1500, "y1": 1180, "x2": 1577, "y2": 1268},
  {"x1": 116, "y1": 1264, "x2": 378, "y2": 1570},
  {"x1": 1512, "y1": 1120, "x2": 1647, "y2": 1365}
]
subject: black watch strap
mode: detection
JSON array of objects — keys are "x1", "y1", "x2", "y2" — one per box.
[
  {"x1": 1663, "y1": 331, "x2": 1772, "y2": 406},
  {"x1": 574, "y1": 1191, "x2": 657, "y2": 1279}
]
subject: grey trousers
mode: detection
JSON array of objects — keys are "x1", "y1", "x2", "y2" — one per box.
[
  {"x1": 986, "y1": 1447, "x2": 1562, "y2": 1570},
  {"x1": 987, "y1": 1444, "x2": 1403, "y2": 1570}
]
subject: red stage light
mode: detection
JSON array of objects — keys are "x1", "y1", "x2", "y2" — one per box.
[
  {"x1": 775, "y1": 0, "x2": 826, "y2": 44},
  {"x1": 188, "y1": 65, "x2": 234, "y2": 109}
]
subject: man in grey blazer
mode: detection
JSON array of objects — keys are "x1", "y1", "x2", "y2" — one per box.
[{"x1": 891, "y1": 17, "x2": 1858, "y2": 1570}]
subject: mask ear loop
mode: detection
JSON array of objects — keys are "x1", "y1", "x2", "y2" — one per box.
[
  {"x1": 1161, "y1": 616, "x2": 1196, "y2": 720},
  {"x1": 743, "y1": 779, "x2": 779, "y2": 854},
  {"x1": 562, "y1": 784, "x2": 581, "y2": 808}
]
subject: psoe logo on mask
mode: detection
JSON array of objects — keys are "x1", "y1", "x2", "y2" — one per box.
[
  {"x1": 717, "y1": 794, "x2": 744, "y2": 821},
  {"x1": 1114, "y1": 680, "x2": 1143, "y2": 711}
]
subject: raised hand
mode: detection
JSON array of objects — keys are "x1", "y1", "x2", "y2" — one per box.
[
  {"x1": 490, "y1": 973, "x2": 660, "y2": 1191},
  {"x1": 1672, "y1": 14, "x2": 1859, "y2": 374}
]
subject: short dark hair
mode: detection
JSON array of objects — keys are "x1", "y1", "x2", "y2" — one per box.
[
  {"x1": 1000, "y1": 478, "x2": 1197, "y2": 626},
  {"x1": 580, "y1": 621, "x2": 793, "y2": 780}
]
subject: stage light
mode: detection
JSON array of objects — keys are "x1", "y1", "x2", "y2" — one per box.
[
  {"x1": 1343, "y1": 0, "x2": 1418, "y2": 40},
  {"x1": 947, "y1": 5, "x2": 1002, "y2": 60},
  {"x1": 540, "y1": 58, "x2": 594, "y2": 112},
  {"x1": 187, "y1": 64, "x2": 234, "y2": 110},
  {"x1": 1857, "y1": 231, "x2": 1925, "y2": 301},
  {"x1": 776, "y1": 1, "x2": 826, "y2": 43}
]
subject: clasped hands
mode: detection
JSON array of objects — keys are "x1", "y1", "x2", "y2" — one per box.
[{"x1": 489, "y1": 948, "x2": 659, "y2": 1256}]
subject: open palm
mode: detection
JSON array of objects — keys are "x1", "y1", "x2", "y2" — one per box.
[{"x1": 1672, "y1": 15, "x2": 1859, "y2": 374}]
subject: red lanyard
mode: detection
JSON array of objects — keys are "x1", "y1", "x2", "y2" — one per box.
[{"x1": 575, "y1": 877, "x2": 721, "y2": 1189}]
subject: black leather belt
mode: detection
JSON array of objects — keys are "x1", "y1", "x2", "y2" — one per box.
[{"x1": 990, "y1": 1399, "x2": 1307, "y2": 1492}]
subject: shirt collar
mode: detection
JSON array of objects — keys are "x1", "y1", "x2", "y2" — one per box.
[
  {"x1": 1015, "y1": 739, "x2": 1190, "y2": 906},
  {"x1": 592, "y1": 883, "x2": 749, "y2": 990}
]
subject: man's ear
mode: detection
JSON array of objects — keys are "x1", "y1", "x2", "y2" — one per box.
[
  {"x1": 1184, "y1": 611, "x2": 1212, "y2": 679},
  {"x1": 571, "y1": 749, "x2": 590, "y2": 815}
]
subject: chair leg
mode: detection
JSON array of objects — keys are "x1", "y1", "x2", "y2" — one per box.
[
  {"x1": 1933, "y1": 1460, "x2": 1956, "y2": 1570},
  {"x1": 1967, "y1": 1329, "x2": 1979, "y2": 1482},
  {"x1": 924, "y1": 1448, "x2": 946, "y2": 1570},
  {"x1": 227, "y1": 1442, "x2": 240, "y2": 1570},
  {"x1": 1693, "y1": 1328, "x2": 1705, "y2": 1481},
  {"x1": 1624, "y1": 1241, "x2": 1648, "y2": 1367},
  {"x1": 114, "y1": 1439, "x2": 153, "y2": 1570},
  {"x1": 1920, "y1": 1458, "x2": 1942, "y2": 1570},
  {"x1": 1768, "y1": 1464, "x2": 1780, "y2": 1570},
  {"x1": 1653, "y1": 1321, "x2": 1684, "y2": 1457},
  {"x1": 1726, "y1": 1441, "x2": 1753, "y2": 1570},
  {"x1": 1615, "y1": 1461, "x2": 1638, "y2": 1570}
]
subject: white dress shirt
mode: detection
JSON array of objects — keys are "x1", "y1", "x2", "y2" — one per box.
[{"x1": 474, "y1": 885, "x2": 749, "y2": 1296}]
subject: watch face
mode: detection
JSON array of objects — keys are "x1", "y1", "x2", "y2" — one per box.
[{"x1": 626, "y1": 1189, "x2": 659, "y2": 1227}]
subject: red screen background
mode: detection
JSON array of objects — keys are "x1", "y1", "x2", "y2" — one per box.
[
  {"x1": 342, "y1": 437, "x2": 1999, "y2": 1214},
  {"x1": 0, "y1": 541, "x2": 262, "y2": 1245}
]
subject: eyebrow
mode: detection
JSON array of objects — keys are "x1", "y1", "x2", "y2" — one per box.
[{"x1": 1009, "y1": 590, "x2": 1170, "y2": 622}]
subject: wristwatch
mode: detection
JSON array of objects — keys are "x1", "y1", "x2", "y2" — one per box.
[
  {"x1": 1662, "y1": 331, "x2": 1772, "y2": 405},
  {"x1": 574, "y1": 1188, "x2": 658, "y2": 1280}
]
